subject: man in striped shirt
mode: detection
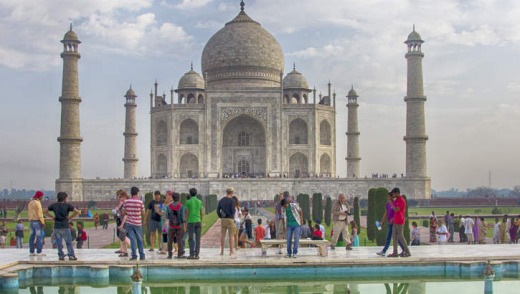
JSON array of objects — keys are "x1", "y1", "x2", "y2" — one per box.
[{"x1": 123, "y1": 186, "x2": 146, "y2": 261}]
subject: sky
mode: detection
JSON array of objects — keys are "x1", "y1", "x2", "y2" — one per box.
[{"x1": 0, "y1": 0, "x2": 519, "y2": 192}]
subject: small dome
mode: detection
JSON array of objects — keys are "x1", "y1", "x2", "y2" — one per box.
[
  {"x1": 283, "y1": 69, "x2": 309, "y2": 89},
  {"x1": 347, "y1": 87, "x2": 358, "y2": 97},
  {"x1": 63, "y1": 25, "x2": 80, "y2": 42},
  {"x1": 125, "y1": 87, "x2": 136, "y2": 97},
  {"x1": 178, "y1": 69, "x2": 205, "y2": 89},
  {"x1": 406, "y1": 26, "x2": 423, "y2": 43}
]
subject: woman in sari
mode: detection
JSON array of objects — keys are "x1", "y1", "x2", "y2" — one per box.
[
  {"x1": 500, "y1": 216, "x2": 509, "y2": 244},
  {"x1": 429, "y1": 215, "x2": 437, "y2": 243},
  {"x1": 509, "y1": 216, "x2": 517, "y2": 244},
  {"x1": 472, "y1": 216, "x2": 479, "y2": 244}
]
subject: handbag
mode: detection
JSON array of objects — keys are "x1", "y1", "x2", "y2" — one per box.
[{"x1": 118, "y1": 227, "x2": 127, "y2": 241}]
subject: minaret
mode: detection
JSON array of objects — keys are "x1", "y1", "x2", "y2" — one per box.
[
  {"x1": 346, "y1": 86, "x2": 361, "y2": 178},
  {"x1": 123, "y1": 86, "x2": 138, "y2": 179},
  {"x1": 56, "y1": 24, "x2": 83, "y2": 200},
  {"x1": 404, "y1": 26, "x2": 428, "y2": 177}
]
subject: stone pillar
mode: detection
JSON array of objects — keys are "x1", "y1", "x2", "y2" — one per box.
[
  {"x1": 346, "y1": 87, "x2": 361, "y2": 178},
  {"x1": 404, "y1": 27, "x2": 428, "y2": 178},
  {"x1": 123, "y1": 87, "x2": 138, "y2": 179},
  {"x1": 56, "y1": 25, "x2": 83, "y2": 200}
]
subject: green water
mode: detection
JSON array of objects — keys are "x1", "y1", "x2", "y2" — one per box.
[{"x1": 16, "y1": 278, "x2": 517, "y2": 293}]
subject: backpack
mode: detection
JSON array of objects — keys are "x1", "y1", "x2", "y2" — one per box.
[{"x1": 168, "y1": 203, "x2": 182, "y2": 228}]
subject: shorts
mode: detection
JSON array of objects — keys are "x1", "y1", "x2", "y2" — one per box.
[
  {"x1": 221, "y1": 218, "x2": 237, "y2": 235},
  {"x1": 0, "y1": 236, "x2": 5, "y2": 244},
  {"x1": 148, "y1": 220, "x2": 162, "y2": 233}
]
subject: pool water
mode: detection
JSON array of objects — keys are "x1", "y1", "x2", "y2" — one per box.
[{"x1": 15, "y1": 278, "x2": 518, "y2": 293}]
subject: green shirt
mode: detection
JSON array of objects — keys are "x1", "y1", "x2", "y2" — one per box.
[
  {"x1": 285, "y1": 206, "x2": 298, "y2": 227},
  {"x1": 185, "y1": 197, "x2": 203, "y2": 223}
]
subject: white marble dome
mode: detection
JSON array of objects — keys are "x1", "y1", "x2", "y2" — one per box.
[
  {"x1": 283, "y1": 69, "x2": 309, "y2": 89},
  {"x1": 201, "y1": 9, "x2": 284, "y2": 86},
  {"x1": 178, "y1": 69, "x2": 205, "y2": 89}
]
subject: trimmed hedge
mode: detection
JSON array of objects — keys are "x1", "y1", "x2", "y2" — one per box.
[
  {"x1": 367, "y1": 187, "x2": 388, "y2": 245},
  {"x1": 324, "y1": 196, "x2": 332, "y2": 227},
  {"x1": 205, "y1": 194, "x2": 218, "y2": 214},
  {"x1": 297, "y1": 194, "x2": 311, "y2": 221},
  {"x1": 312, "y1": 193, "x2": 323, "y2": 222},
  {"x1": 354, "y1": 196, "x2": 361, "y2": 234}
]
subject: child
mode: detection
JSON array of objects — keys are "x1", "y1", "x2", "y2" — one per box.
[
  {"x1": 76, "y1": 223, "x2": 87, "y2": 249},
  {"x1": 436, "y1": 219, "x2": 448, "y2": 244},
  {"x1": 264, "y1": 220, "x2": 271, "y2": 240},
  {"x1": 411, "y1": 221, "x2": 421, "y2": 245},
  {"x1": 350, "y1": 220, "x2": 359, "y2": 247},
  {"x1": 0, "y1": 222, "x2": 8, "y2": 249},
  {"x1": 311, "y1": 224, "x2": 323, "y2": 240},
  {"x1": 254, "y1": 219, "x2": 266, "y2": 247},
  {"x1": 15, "y1": 220, "x2": 25, "y2": 249}
]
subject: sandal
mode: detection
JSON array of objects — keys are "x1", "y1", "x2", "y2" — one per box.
[
  {"x1": 118, "y1": 253, "x2": 129, "y2": 257},
  {"x1": 401, "y1": 252, "x2": 412, "y2": 258},
  {"x1": 387, "y1": 253, "x2": 399, "y2": 257}
]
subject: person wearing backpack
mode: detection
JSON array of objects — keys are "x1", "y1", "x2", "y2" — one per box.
[{"x1": 166, "y1": 192, "x2": 186, "y2": 259}]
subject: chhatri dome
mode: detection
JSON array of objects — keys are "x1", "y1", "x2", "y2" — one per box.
[
  {"x1": 201, "y1": 1, "x2": 284, "y2": 88},
  {"x1": 178, "y1": 64, "x2": 205, "y2": 90},
  {"x1": 283, "y1": 64, "x2": 309, "y2": 89}
]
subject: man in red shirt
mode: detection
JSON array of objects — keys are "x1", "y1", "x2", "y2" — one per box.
[
  {"x1": 388, "y1": 187, "x2": 411, "y2": 257},
  {"x1": 254, "y1": 218, "x2": 266, "y2": 247}
]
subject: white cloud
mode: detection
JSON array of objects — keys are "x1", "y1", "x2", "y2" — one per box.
[{"x1": 175, "y1": 0, "x2": 213, "y2": 10}]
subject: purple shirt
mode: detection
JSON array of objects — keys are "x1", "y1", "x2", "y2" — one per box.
[{"x1": 386, "y1": 202, "x2": 395, "y2": 222}]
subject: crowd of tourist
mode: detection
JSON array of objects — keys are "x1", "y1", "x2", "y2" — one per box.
[{"x1": 4, "y1": 186, "x2": 520, "y2": 262}]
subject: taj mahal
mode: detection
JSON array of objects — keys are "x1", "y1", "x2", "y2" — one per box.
[{"x1": 55, "y1": 1, "x2": 430, "y2": 201}]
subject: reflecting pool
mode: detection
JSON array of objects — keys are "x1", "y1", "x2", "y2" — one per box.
[{"x1": 14, "y1": 278, "x2": 520, "y2": 294}]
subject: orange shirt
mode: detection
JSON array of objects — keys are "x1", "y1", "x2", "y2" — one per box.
[{"x1": 255, "y1": 225, "x2": 266, "y2": 241}]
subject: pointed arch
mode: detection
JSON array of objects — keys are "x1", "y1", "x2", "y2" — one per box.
[
  {"x1": 156, "y1": 120, "x2": 168, "y2": 146},
  {"x1": 289, "y1": 118, "x2": 308, "y2": 144},
  {"x1": 320, "y1": 120, "x2": 331, "y2": 145},
  {"x1": 289, "y1": 153, "x2": 308, "y2": 178},
  {"x1": 197, "y1": 94, "x2": 204, "y2": 104},
  {"x1": 180, "y1": 119, "x2": 198, "y2": 144},
  {"x1": 180, "y1": 153, "x2": 198, "y2": 178},
  {"x1": 320, "y1": 153, "x2": 331, "y2": 175},
  {"x1": 157, "y1": 153, "x2": 168, "y2": 177}
]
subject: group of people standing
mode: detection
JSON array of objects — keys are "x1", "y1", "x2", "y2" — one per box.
[
  {"x1": 217, "y1": 188, "x2": 364, "y2": 258},
  {"x1": 27, "y1": 190, "x2": 80, "y2": 260},
  {"x1": 114, "y1": 187, "x2": 204, "y2": 260}
]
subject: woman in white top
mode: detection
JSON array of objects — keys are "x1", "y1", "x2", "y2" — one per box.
[{"x1": 232, "y1": 196, "x2": 242, "y2": 250}]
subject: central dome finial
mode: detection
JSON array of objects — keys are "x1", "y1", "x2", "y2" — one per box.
[{"x1": 240, "y1": 0, "x2": 245, "y2": 11}]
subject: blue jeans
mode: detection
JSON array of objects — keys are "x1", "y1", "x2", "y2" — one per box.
[
  {"x1": 54, "y1": 228, "x2": 75, "y2": 257},
  {"x1": 286, "y1": 225, "x2": 301, "y2": 256},
  {"x1": 16, "y1": 236, "x2": 23, "y2": 248},
  {"x1": 125, "y1": 224, "x2": 145, "y2": 259},
  {"x1": 188, "y1": 222, "x2": 202, "y2": 257},
  {"x1": 29, "y1": 221, "x2": 44, "y2": 254},
  {"x1": 382, "y1": 224, "x2": 405, "y2": 254}
]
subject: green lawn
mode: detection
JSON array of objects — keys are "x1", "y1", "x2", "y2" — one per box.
[{"x1": 408, "y1": 207, "x2": 520, "y2": 216}]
